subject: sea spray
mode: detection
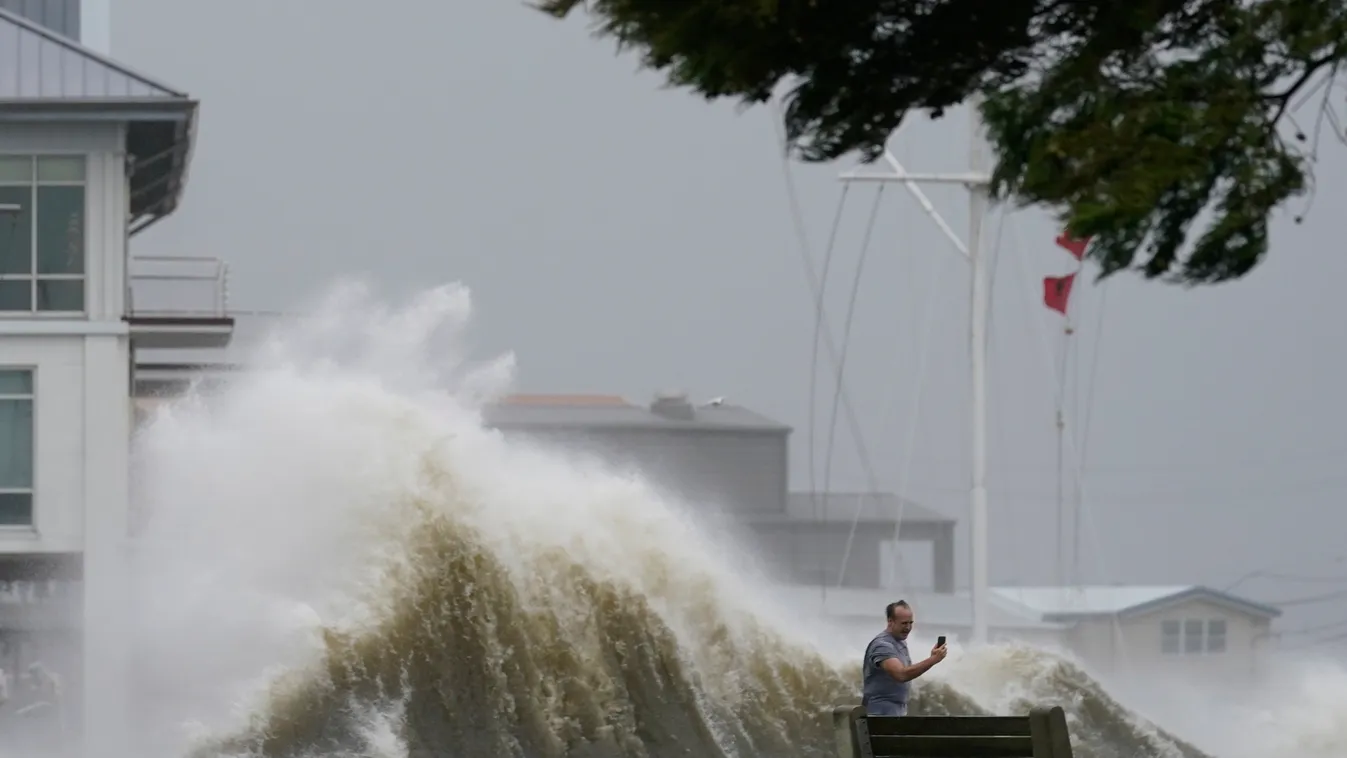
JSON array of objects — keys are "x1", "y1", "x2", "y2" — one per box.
[{"x1": 128, "y1": 281, "x2": 1218, "y2": 758}]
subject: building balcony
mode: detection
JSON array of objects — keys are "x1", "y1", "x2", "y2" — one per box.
[
  {"x1": 0, "y1": 580, "x2": 80, "y2": 632},
  {"x1": 133, "y1": 361, "x2": 236, "y2": 398},
  {"x1": 127, "y1": 256, "x2": 235, "y2": 349}
]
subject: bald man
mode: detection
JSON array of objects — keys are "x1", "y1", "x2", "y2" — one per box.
[{"x1": 861, "y1": 600, "x2": 947, "y2": 716}]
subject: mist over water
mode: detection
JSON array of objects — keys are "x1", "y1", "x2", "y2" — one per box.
[{"x1": 121, "y1": 281, "x2": 1345, "y2": 758}]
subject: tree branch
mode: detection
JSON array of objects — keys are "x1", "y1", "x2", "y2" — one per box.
[{"x1": 1267, "y1": 55, "x2": 1337, "y2": 125}]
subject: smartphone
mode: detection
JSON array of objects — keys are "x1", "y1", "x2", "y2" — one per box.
[{"x1": 936, "y1": 635, "x2": 946, "y2": 647}]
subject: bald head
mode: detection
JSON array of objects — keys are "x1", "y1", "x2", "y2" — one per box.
[{"x1": 885, "y1": 600, "x2": 914, "y2": 639}]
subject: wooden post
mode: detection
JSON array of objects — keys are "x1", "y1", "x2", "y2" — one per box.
[
  {"x1": 831, "y1": 705, "x2": 863, "y2": 758},
  {"x1": 1045, "y1": 705, "x2": 1073, "y2": 758},
  {"x1": 1028, "y1": 706, "x2": 1074, "y2": 758},
  {"x1": 1028, "y1": 708, "x2": 1055, "y2": 757}
]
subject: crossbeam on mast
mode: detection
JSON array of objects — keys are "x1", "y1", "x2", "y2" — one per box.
[
  {"x1": 837, "y1": 140, "x2": 993, "y2": 646},
  {"x1": 843, "y1": 153, "x2": 987, "y2": 260},
  {"x1": 839, "y1": 169, "x2": 990, "y2": 186}
]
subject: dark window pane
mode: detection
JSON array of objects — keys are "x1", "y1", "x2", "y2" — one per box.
[
  {"x1": 0, "y1": 370, "x2": 31, "y2": 394},
  {"x1": 1206, "y1": 619, "x2": 1227, "y2": 653},
  {"x1": 1183, "y1": 619, "x2": 1204, "y2": 653},
  {"x1": 0, "y1": 186, "x2": 32, "y2": 275},
  {"x1": 1160, "y1": 620, "x2": 1181, "y2": 654},
  {"x1": 36, "y1": 186, "x2": 83, "y2": 275},
  {"x1": 0, "y1": 280, "x2": 31, "y2": 311},
  {"x1": 0, "y1": 398, "x2": 34, "y2": 488},
  {"x1": 36, "y1": 279, "x2": 83, "y2": 312},
  {"x1": 0, "y1": 493, "x2": 33, "y2": 527}
]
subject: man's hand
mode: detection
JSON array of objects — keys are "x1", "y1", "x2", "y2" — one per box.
[{"x1": 930, "y1": 644, "x2": 948, "y2": 662}]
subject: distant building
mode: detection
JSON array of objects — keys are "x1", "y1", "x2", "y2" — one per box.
[
  {"x1": 482, "y1": 393, "x2": 956, "y2": 591},
  {"x1": 992, "y1": 585, "x2": 1281, "y2": 682},
  {"x1": 740, "y1": 492, "x2": 956, "y2": 592},
  {"x1": 485, "y1": 392, "x2": 790, "y2": 515}
]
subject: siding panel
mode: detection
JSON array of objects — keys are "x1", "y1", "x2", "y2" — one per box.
[{"x1": 0, "y1": 0, "x2": 78, "y2": 42}]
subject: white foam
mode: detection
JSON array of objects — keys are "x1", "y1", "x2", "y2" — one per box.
[
  {"x1": 1127, "y1": 657, "x2": 1347, "y2": 758},
  {"x1": 126, "y1": 280, "x2": 796, "y2": 753}
]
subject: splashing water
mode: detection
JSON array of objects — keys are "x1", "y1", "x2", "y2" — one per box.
[
  {"x1": 121, "y1": 281, "x2": 1335, "y2": 758},
  {"x1": 1092, "y1": 656, "x2": 1347, "y2": 758},
  {"x1": 1236, "y1": 663, "x2": 1347, "y2": 757}
]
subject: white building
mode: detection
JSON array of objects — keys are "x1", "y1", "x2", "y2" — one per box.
[
  {"x1": 991, "y1": 585, "x2": 1281, "y2": 683},
  {"x1": 0, "y1": 4, "x2": 233, "y2": 754}
]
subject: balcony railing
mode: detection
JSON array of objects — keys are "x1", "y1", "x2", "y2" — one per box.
[{"x1": 127, "y1": 255, "x2": 231, "y2": 318}]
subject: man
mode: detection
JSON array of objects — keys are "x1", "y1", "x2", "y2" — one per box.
[{"x1": 861, "y1": 600, "x2": 947, "y2": 716}]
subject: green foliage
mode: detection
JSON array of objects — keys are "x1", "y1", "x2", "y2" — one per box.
[{"x1": 538, "y1": 0, "x2": 1347, "y2": 284}]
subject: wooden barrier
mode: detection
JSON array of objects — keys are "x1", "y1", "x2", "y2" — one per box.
[{"x1": 831, "y1": 704, "x2": 1075, "y2": 758}]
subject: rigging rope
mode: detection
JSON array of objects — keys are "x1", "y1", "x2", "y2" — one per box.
[
  {"x1": 1051, "y1": 247, "x2": 1086, "y2": 586},
  {"x1": 777, "y1": 107, "x2": 1088, "y2": 604},
  {"x1": 806, "y1": 186, "x2": 854, "y2": 532},
  {"x1": 1073, "y1": 280, "x2": 1110, "y2": 579},
  {"x1": 773, "y1": 108, "x2": 895, "y2": 593},
  {"x1": 1055, "y1": 318, "x2": 1070, "y2": 587},
  {"x1": 1005, "y1": 214, "x2": 1133, "y2": 662},
  {"x1": 818, "y1": 185, "x2": 885, "y2": 584},
  {"x1": 838, "y1": 195, "x2": 1010, "y2": 591},
  {"x1": 864, "y1": 219, "x2": 971, "y2": 590}
]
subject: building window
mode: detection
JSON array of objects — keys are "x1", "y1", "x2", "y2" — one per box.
[
  {"x1": 1161, "y1": 620, "x2": 1181, "y2": 654},
  {"x1": 1161, "y1": 617, "x2": 1228, "y2": 655},
  {"x1": 0, "y1": 369, "x2": 34, "y2": 526},
  {"x1": 1183, "y1": 619, "x2": 1204, "y2": 653},
  {"x1": 1206, "y1": 619, "x2": 1227, "y2": 653},
  {"x1": 0, "y1": 155, "x2": 87, "y2": 314}
]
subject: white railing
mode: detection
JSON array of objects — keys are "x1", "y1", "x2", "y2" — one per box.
[{"x1": 127, "y1": 255, "x2": 231, "y2": 318}]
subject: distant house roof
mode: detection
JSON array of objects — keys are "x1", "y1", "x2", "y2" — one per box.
[
  {"x1": 0, "y1": 6, "x2": 197, "y2": 234},
  {"x1": 483, "y1": 393, "x2": 790, "y2": 433},
  {"x1": 501, "y1": 393, "x2": 629, "y2": 407},
  {"x1": 991, "y1": 585, "x2": 1282, "y2": 621}
]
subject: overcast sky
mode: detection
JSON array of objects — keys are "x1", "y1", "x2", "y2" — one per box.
[{"x1": 112, "y1": 0, "x2": 1347, "y2": 656}]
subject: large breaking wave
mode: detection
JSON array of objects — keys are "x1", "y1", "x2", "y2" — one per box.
[{"x1": 123, "y1": 282, "x2": 1339, "y2": 758}]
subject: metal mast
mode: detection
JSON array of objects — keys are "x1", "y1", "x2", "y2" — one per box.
[{"x1": 838, "y1": 109, "x2": 993, "y2": 643}]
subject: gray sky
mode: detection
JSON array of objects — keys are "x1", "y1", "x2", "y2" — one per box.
[{"x1": 115, "y1": 0, "x2": 1347, "y2": 655}]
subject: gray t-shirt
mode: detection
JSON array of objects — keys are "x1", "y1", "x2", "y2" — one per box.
[{"x1": 862, "y1": 631, "x2": 911, "y2": 705}]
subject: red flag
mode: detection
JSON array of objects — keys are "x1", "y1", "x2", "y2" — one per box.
[
  {"x1": 1043, "y1": 273, "x2": 1076, "y2": 315},
  {"x1": 1055, "y1": 233, "x2": 1090, "y2": 260}
]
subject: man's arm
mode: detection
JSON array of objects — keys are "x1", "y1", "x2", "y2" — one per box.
[
  {"x1": 880, "y1": 654, "x2": 939, "y2": 683},
  {"x1": 872, "y1": 642, "x2": 942, "y2": 683}
]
